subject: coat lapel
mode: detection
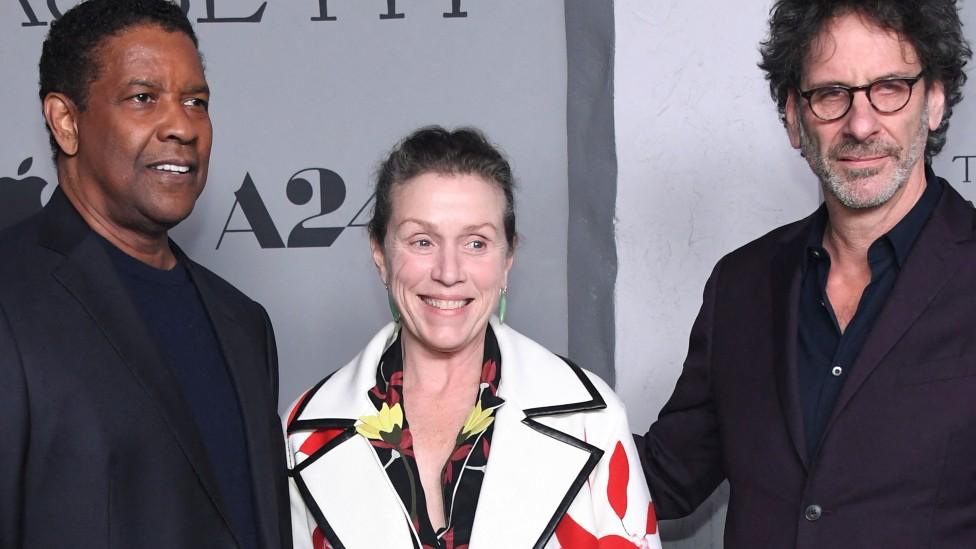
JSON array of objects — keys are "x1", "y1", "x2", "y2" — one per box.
[
  {"x1": 292, "y1": 427, "x2": 415, "y2": 549},
  {"x1": 470, "y1": 322, "x2": 606, "y2": 548},
  {"x1": 825, "y1": 185, "x2": 974, "y2": 434},
  {"x1": 770, "y1": 212, "x2": 818, "y2": 471},
  {"x1": 188, "y1": 260, "x2": 283, "y2": 549},
  {"x1": 40, "y1": 190, "x2": 239, "y2": 546},
  {"x1": 288, "y1": 326, "x2": 417, "y2": 549},
  {"x1": 469, "y1": 398, "x2": 602, "y2": 549}
]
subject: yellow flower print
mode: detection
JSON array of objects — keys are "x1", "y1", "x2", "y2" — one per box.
[
  {"x1": 460, "y1": 401, "x2": 495, "y2": 439},
  {"x1": 357, "y1": 402, "x2": 404, "y2": 444}
]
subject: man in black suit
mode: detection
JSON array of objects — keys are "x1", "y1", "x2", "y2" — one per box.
[
  {"x1": 637, "y1": 1, "x2": 976, "y2": 547},
  {"x1": 0, "y1": 1, "x2": 289, "y2": 547}
]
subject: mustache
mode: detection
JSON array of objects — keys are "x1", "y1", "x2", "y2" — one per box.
[{"x1": 828, "y1": 139, "x2": 902, "y2": 160}]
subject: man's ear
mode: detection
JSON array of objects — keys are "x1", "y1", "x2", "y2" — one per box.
[
  {"x1": 785, "y1": 90, "x2": 802, "y2": 150},
  {"x1": 370, "y1": 237, "x2": 389, "y2": 285},
  {"x1": 43, "y1": 93, "x2": 79, "y2": 156},
  {"x1": 926, "y1": 80, "x2": 947, "y2": 132}
]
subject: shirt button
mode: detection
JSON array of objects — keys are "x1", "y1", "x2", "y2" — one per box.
[
  {"x1": 832, "y1": 365, "x2": 843, "y2": 376},
  {"x1": 810, "y1": 249, "x2": 822, "y2": 259},
  {"x1": 804, "y1": 504, "x2": 823, "y2": 522}
]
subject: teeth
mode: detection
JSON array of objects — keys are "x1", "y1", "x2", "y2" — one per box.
[
  {"x1": 422, "y1": 297, "x2": 468, "y2": 310},
  {"x1": 152, "y1": 164, "x2": 190, "y2": 173}
]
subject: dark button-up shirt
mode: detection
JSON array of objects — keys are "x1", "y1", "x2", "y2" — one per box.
[{"x1": 798, "y1": 168, "x2": 943, "y2": 460}]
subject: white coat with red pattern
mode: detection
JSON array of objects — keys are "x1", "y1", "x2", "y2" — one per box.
[{"x1": 285, "y1": 319, "x2": 661, "y2": 549}]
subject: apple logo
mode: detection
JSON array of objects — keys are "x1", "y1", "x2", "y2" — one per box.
[{"x1": 0, "y1": 157, "x2": 48, "y2": 231}]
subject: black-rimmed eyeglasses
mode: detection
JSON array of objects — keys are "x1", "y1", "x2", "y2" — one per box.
[{"x1": 798, "y1": 72, "x2": 925, "y2": 121}]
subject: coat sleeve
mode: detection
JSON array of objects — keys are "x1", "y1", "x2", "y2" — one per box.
[
  {"x1": 0, "y1": 305, "x2": 27, "y2": 548},
  {"x1": 554, "y1": 375, "x2": 662, "y2": 549},
  {"x1": 634, "y1": 260, "x2": 726, "y2": 519}
]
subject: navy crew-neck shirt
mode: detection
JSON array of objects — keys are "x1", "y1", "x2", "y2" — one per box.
[{"x1": 103, "y1": 240, "x2": 259, "y2": 549}]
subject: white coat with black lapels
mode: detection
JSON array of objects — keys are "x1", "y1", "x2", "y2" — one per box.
[{"x1": 285, "y1": 318, "x2": 662, "y2": 549}]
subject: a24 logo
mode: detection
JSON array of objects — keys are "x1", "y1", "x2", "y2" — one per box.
[{"x1": 216, "y1": 167, "x2": 372, "y2": 249}]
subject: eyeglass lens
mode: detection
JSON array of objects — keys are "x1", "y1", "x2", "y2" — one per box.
[{"x1": 809, "y1": 79, "x2": 915, "y2": 120}]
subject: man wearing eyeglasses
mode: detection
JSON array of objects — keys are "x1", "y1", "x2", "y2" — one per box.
[{"x1": 636, "y1": 1, "x2": 975, "y2": 547}]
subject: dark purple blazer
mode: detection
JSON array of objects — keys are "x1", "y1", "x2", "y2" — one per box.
[{"x1": 638, "y1": 177, "x2": 976, "y2": 548}]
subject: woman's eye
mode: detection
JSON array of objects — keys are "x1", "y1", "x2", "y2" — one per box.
[
  {"x1": 413, "y1": 239, "x2": 432, "y2": 248},
  {"x1": 466, "y1": 240, "x2": 486, "y2": 250}
]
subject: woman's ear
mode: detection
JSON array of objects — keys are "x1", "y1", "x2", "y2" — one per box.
[
  {"x1": 370, "y1": 237, "x2": 389, "y2": 285},
  {"x1": 502, "y1": 236, "x2": 515, "y2": 288}
]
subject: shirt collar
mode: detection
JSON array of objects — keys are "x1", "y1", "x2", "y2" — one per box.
[
  {"x1": 804, "y1": 164, "x2": 943, "y2": 269},
  {"x1": 369, "y1": 324, "x2": 505, "y2": 411},
  {"x1": 884, "y1": 164, "x2": 943, "y2": 267},
  {"x1": 97, "y1": 232, "x2": 189, "y2": 285},
  {"x1": 803, "y1": 204, "x2": 830, "y2": 271}
]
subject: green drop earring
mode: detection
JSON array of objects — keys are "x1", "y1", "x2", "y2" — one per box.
[
  {"x1": 386, "y1": 285, "x2": 401, "y2": 323},
  {"x1": 498, "y1": 287, "x2": 508, "y2": 324}
]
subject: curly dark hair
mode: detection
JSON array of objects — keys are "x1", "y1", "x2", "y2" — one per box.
[
  {"x1": 369, "y1": 126, "x2": 518, "y2": 251},
  {"x1": 38, "y1": 0, "x2": 198, "y2": 156},
  {"x1": 758, "y1": 0, "x2": 971, "y2": 159}
]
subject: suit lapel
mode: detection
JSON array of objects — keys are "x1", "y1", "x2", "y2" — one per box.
[
  {"x1": 825, "y1": 186, "x2": 973, "y2": 434},
  {"x1": 770, "y1": 213, "x2": 817, "y2": 471},
  {"x1": 189, "y1": 261, "x2": 282, "y2": 549},
  {"x1": 40, "y1": 190, "x2": 239, "y2": 545}
]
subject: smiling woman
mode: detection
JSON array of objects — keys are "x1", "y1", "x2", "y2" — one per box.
[{"x1": 284, "y1": 126, "x2": 662, "y2": 549}]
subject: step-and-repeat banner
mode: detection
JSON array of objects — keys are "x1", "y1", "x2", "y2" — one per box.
[{"x1": 0, "y1": 0, "x2": 571, "y2": 409}]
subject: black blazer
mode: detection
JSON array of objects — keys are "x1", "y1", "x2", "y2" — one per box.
[
  {"x1": 0, "y1": 189, "x2": 290, "y2": 548},
  {"x1": 638, "y1": 178, "x2": 976, "y2": 548}
]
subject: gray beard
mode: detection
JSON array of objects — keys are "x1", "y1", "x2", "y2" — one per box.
[{"x1": 799, "y1": 105, "x2": 928, "y2": 209}]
